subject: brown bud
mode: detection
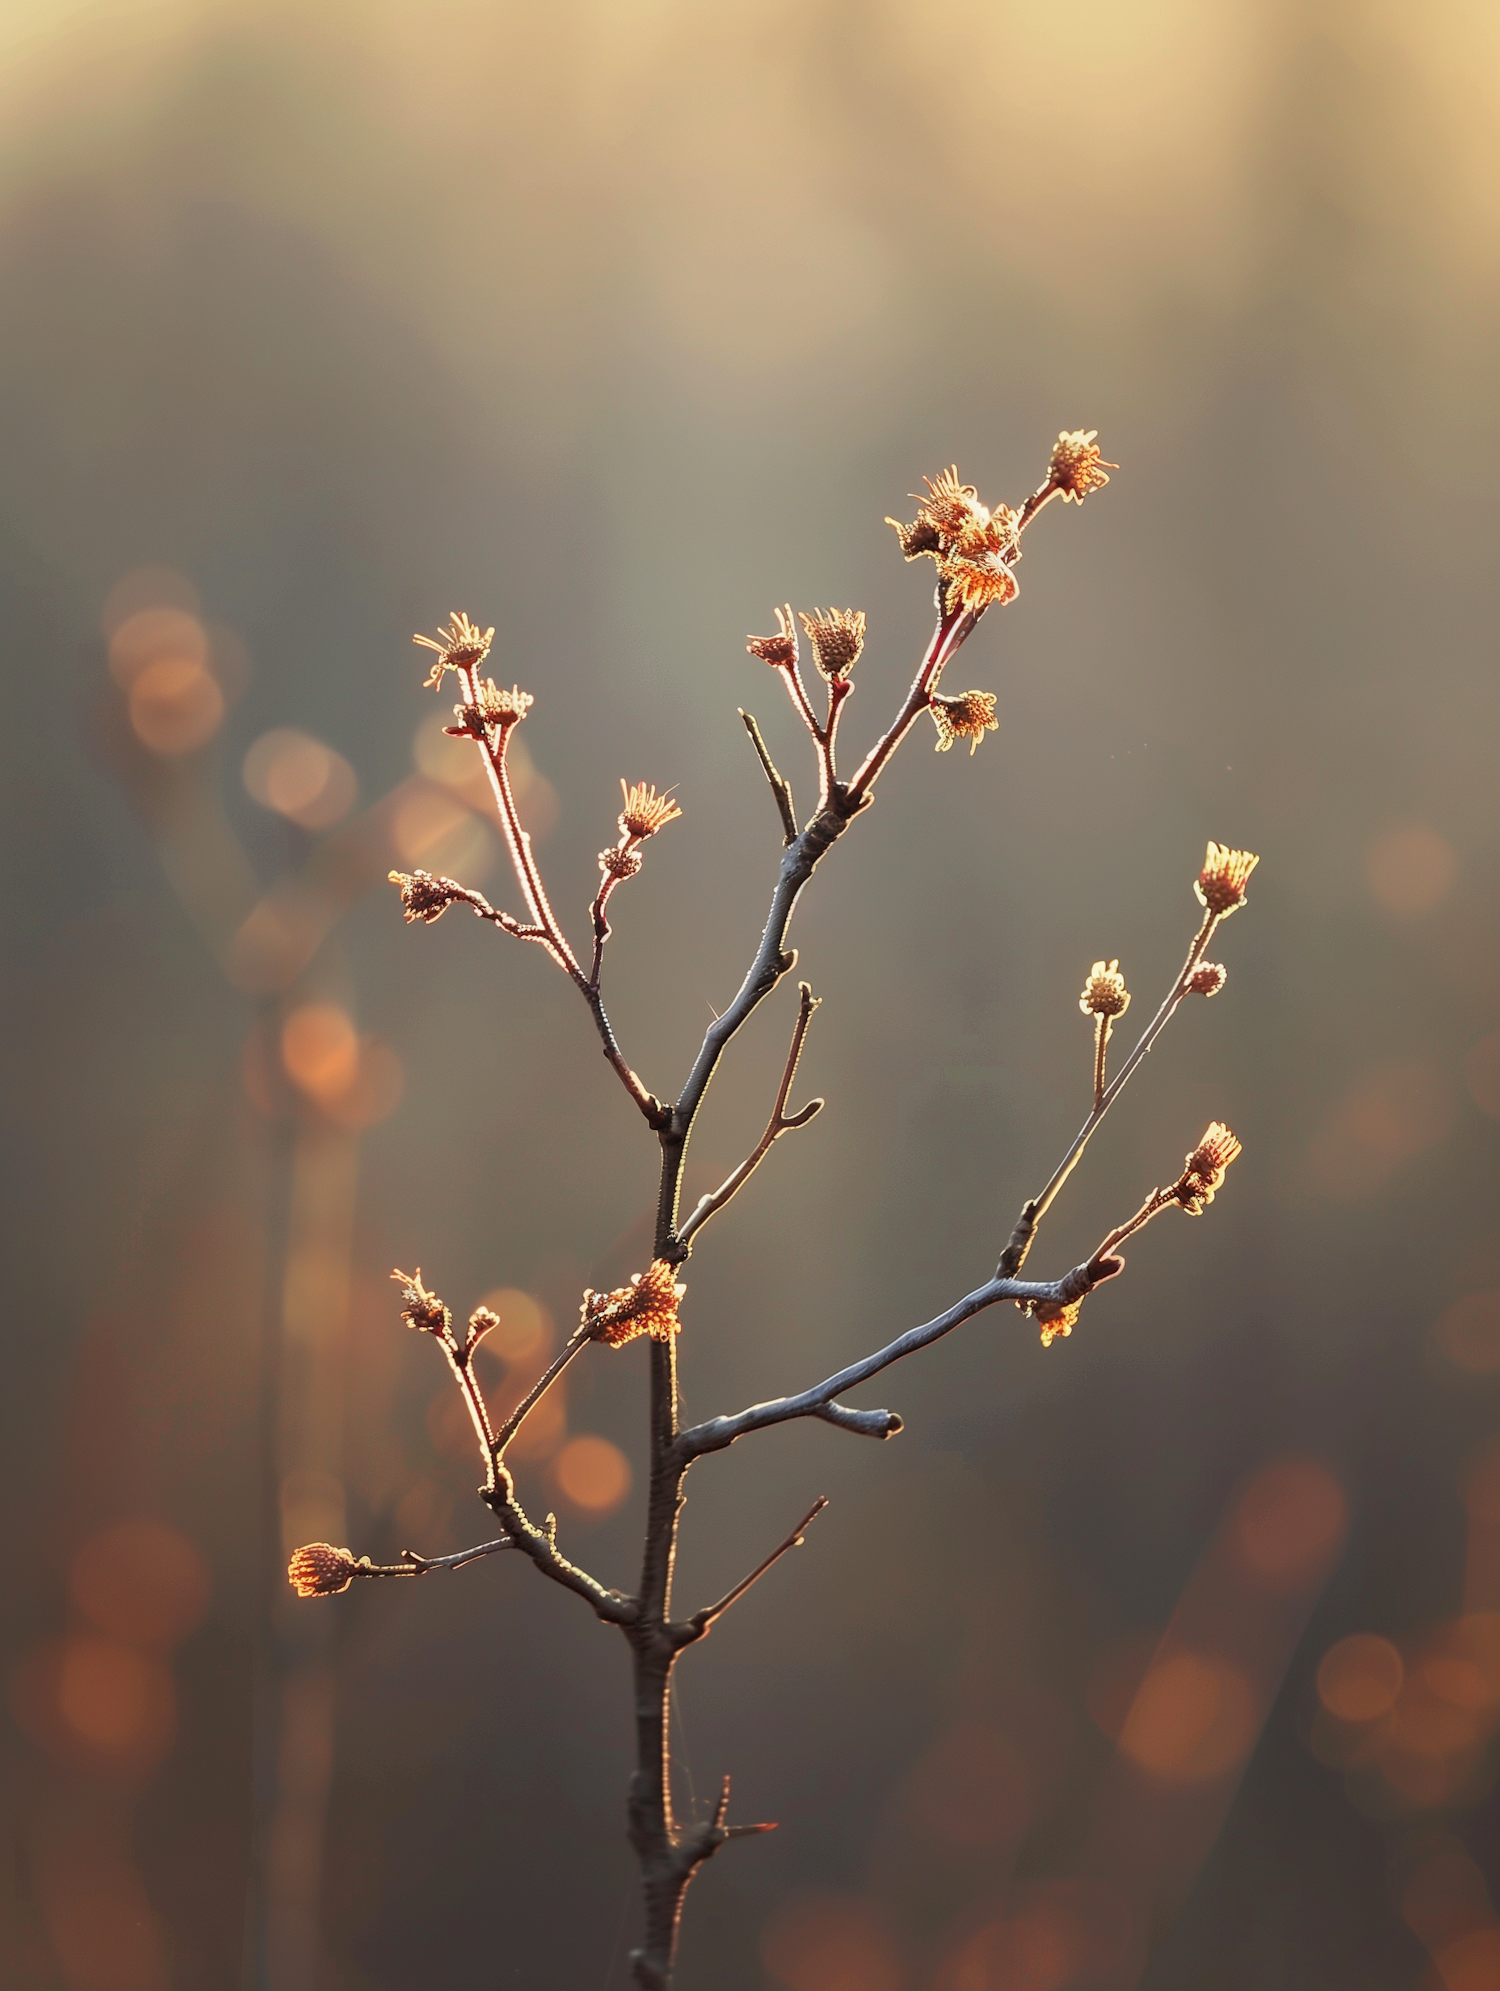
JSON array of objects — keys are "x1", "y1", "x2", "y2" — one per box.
[
  {"x1": 1188, "y1": 962, "x2": 1227, "y2": 998},
  {"x1": 413, "y1": 611, "x2": 495, "y2": 688},
  {"x1": 1195, "y1": 842, "x2": 1259, "y2": 918},
  {"x1": 389, "y1": 869, "x2": 463, "y2": 925},
  {"x1": 618, "y1": 782, "x2": 682, "y2": 839},
  {"x1": 583, "y1": 1260, "x2": 686, "y2": 1348},
  {"x1": 391, "y1": 1267, "x2": 451, "y2": 1338},
  {"x1": 599, "y1": 845, "x2": 644, "y2": 880},
  {"x1": 466, "y1": 1306, "x2": 500, "y2": 1352},
  {"x1": 746, "y1": 606, "x2": 799, "y2": 671},
  {"x1": 1047, "y1": 430, "x2": 1115, "y2": 503},
  {"x1": 929, "y1": 690, "x2": 999, "y2": 755},
  {"x1": 1171, "y1": 1121, "x2": 1242, "y2": 1214},
  {"x1": 1080, "y1": 959, "x2": 1130, "y2": 1019},
  {"x1": 288, "y1": 1543, "x2": 361, "y2": 1598},
  {"x1": 797, "y1": 608, "x2": 866, "y2": 680}
]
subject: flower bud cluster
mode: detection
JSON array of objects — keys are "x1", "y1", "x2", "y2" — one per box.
[
  {"x1": 1079, "y1": 959, "x2": 1130, "y2": 1019},
  {"x1": 929, "y1": 689, "x2": 999, "y2": 754},
  {"x1": 389, "y1": 868, "x2": 465, "y2": 924},
  {"x1": 1195, "y1": 842, "x2": 1259, "y2": 918},
  {"x1": 887, "y1": 467, "x2": 1022, "y2": 616},
  {"x1": 582, "y1": 1260, "x2": 686, "y2": 1348},
  {"x1": 1171, "y1": 1122, "x2": 1242, "y2": 1214},
  {"x1": 413, "y1": 610, "x2": 495, "y2": 688},
  {"x1": 391, "y1": 1266, "x2": 451, "y2": 1338},
  {"x1": 288, "y1": 1543, "x2": 362, "y2": 1598}
]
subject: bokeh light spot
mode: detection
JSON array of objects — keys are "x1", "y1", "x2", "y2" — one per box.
[
  {"x1": 475, "y1": 1288, "x2": 550, "y2": 1363},
  {"x1": 281, "y1": 1005, "x2": 360, "y2": 1106},
  {"x1": 1316, "y1": 1634, "x2": 1403, "y2": 1722},
  {"x1": 69, "y1": 1521, "x2": 210, "y2": 1648},
  {"x1": 243, "y1": 727, "x2": 357, "y2": 829},
  {"x1": 1307, "y1": 1063, "x2": 1457, "y2": 1198},
  {"x1": 1433, "y1": 1928, "x2": 1500, "y2": 1991},
  {"x1": 1367, "y1": 824, "x2": 1457, "y2": 915},
  {"x1": 552, "y1": 1435, "x2": 631, "y2": 1515},
  {"x1": 1435, "y1": 1292, "x2": 1500, "y2": 1374},
  {"x1": 101, "y1": 566, "x2": 199, "y2": 636},
  {"x1": 761, "y1": 1892, "x2": 901, "y2": 1991},
  {"x1": 108, "y1": 605, "x2": 206, "y2": 686},
  {"x1": 1233, "y1": 1458, "x2": 1348, "y2": 1586},
  {"x1": 127, "y1": 654, "x2": 224, "y2": 755},
  {"x1": 1118, "y1": 1649, "x2": 1258, "y2": 1781}
]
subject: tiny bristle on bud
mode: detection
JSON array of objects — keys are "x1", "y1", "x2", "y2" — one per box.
[
  {"x1": 1047, "y1": 430, "x2": 1116, "y2": 503},
  {"x1": 1172, "y1": 1121, "x2": 1242, "y2": 1214},
  {"x1": 582, "y1": 1259, "x2": 686, "y2": 1348},
  {"x1": 1080, "y1": 959, "x2": 1130, "y2": 1019},
  {"x1": 619, "y1": 782, "x2": 682, "y2": 839},
  {"x1": 1196, "y1": 842, "x2": 1259, "y2": 917},
  {"x1": 389, "y1": 869, "x2": 463, "y2": 924},
  {"x1": 288, "y1": 1543, "x2": 361, "y2": 1598},
  {"x1": 391, "y1": 1267, "x2": 451, "y2": 1338},
  {"x1": 412, "y1": 611, "x2": 495, "y2": 688},
  {"x1": 797, "y1": 607, "x2": 866, "y2": 680},
  {"x1": 929, "y1": 690, "x2": 999, "y2": 755},
  {"x1": 1188, "y1": 962, "x2": 1227, "y2": 998},
  {"x1": 746, "y1": 606, "x2": 799, "y2": 671}
]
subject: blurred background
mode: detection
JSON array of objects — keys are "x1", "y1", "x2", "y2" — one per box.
[{"x1": 2, "y1": 0, "x2": 1498, "y2": 1986}]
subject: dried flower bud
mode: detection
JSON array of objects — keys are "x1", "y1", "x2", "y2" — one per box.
[
  {"x1": 582, "y1": 1260, "x2": 686, "y2": 1348},
  {"x1": 1171, "y1": 1121, "x2": 1242, "y2": 1214},
  {"x1": 288, "y1": 1543, "x2": 362, "y2": 1598},
  {"x1": 1033, "y1": 1298, "x2": 1082, "y2": 1348},
  {"x1": 929, "y1": 689, "x2": 999, "y2": 755},
  {"x1": 941, "y1": 552, "x2": 1020, "y2": 615},
  {"x1": 886, "y1": 514, "x2": 943, "y2": 561},
  {"x1": 391, "y1": 1266, "x2": 451, "y2": 1338},
  {"x1": 1188, "y1": 962, "x2": 1227, "y2": 998},
  {"x1": 1080, "y1": 959, "x2": 1130, "y2": 1019},
  {"x1": 619, "y1": 781, "x2": 682, "y2": 839},
  {"x1": 798, "y1": 607, "x2": 866, "y2": 680},
  {"x1": 1195, "y1": 842, "x2": 1259, "y2": 918},
  {"x1": 413, "y1": 611, "x2": 495, "y2": 688},
  {"x1": 454, "y1": 680, "x2": 532, "y2": 731},
  {"x1": 1047, "y1": 430, "x2": 1116, "y2": 503},
  {"x1": 599, "y1": 845, "x2": 644, "y2": 880},
  {"x1": 466, "y1": 1306, "x2": 500, "y2": 1352},
  {"x1": 746, "y1": 606, "x2": 799, "y2": 671},
  {"x1": 389, "y1": 868, "x2": 463, "y2": 924}
]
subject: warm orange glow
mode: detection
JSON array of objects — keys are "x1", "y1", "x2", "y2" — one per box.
[
  {"x1": 101, "y1": 566, "x2": 199, "y2": 636},
  {"x1": 127, "y1": 653, "x2": 224, "y2": 754},
  {"x1": 761, "y1": 1892, "x2": 901, "y2": 1991},
  {"x1": 1435, "y1": 1292, "x2": 1500, "y2": 1374},
  {"x1": 281, "y1": 1005, "x2": 360, "y2": 1105},
  {"x1": 243, "y1": 727, "x2": 358, "y2": 829},
  {"x1": 390, "y1": 784, "x2": 473, "y2": 862},
  {"x1": 57, "y1": 1638, "x2": 169, "y2": 1753},
  {"x1": 1365, "y1": 824, "x2": 1457, "y2": 915},
  {"x1": 552, "y1": 1435, "x2": 631, "y2": 1514},
  {"x1": 1306, "y1": 1063, "x2": 1457, "y2": 1199},
  {"x1": 475, "y1": 1287, "x2": 550, "y2": 1363},
  {"x1": 69, "y1": 1521, "x2": 210, "y2": 1648},
  {"x1": 1315, "y1": 1633, "x2": 1403, "y2": 1723},
  {"x1": 904, "y1": 1723, "x2": 1030, "y2": 1850},
  {"x1": 1085, "y1": 1630, "x2": 1158, "y2": 1741},
  {"x1": 1117, "y1": 1649, "x2": 1257, "y2": 1781},
  {"x1": 1434, "y1": 1928, "x2": 1500, "y2": 1991},
  {"x1": 108, "y1": 604, "x2": 206, "y2": 686},
  {"x1": 321, "y1": 1040, "x2": 403, "y2": 1130},
  {"x1": 1232, "y1": 1458, "x2": 1348, "y2": 1587}
]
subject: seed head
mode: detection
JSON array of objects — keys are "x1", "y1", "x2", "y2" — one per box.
[
  {"x1": 413, "y1": 611, "x2": 495, "y2": 688},
  {"x1": 391, "y1": 1266, "x2": 451, "y2": 1338},
  {"x1": 288, "y1": 1543, "x2": 362, "y2": 1598},
  {"x1": 747, "y1": 606, "x2": 799, "y2": 671},
  {"x1": 1047, "y1": 430, "x2": 1116, "y2": 504},
  {"x1": 929, "y1": 689, "x2": 999, "y2": 755},
  {"x1": 798, "y1": 607, "x2": 866, "y2": 680},
  {"x1": 389, "y1": 868, "x2": 463, "y2": 924},
  {"x1": 1080, "y1": 959, "x2": 1131, "y2": 1019},
  {"x1": 455, "y1": 680, "x2": 532, "y2": 731},
  {"x1": 1188, "y1": 962, "x2": 1227, "y2": 998},
  {"x1": 599, "y1": 844, "x2": 644, "y2": 880},
  {"x1": 1172, "y1": 1122, "x2": 1242, "y2": 1214},
  {"x1": 1195, "y1": 842, "x2": 1259, "y2": 917},
  {"x1": 886, "y1": 514, "x2": 943, "y2": 561},
  {"x1": 942, "y1": 551, "x2": 1020, "y2": 615},
  {"x1": 619, "y1": 781, "x2": 682, "y2": 839},
  {"x1": 582, "y1": 1259, "x2": 686, "y2": 1348}
]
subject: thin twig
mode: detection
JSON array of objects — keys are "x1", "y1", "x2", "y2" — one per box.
[
  {"x1": 739, "y1": 710, "x2": 797, "y2": 843},
  {"x1": 1093, "y1": 1012, "x2": 1111, "y2": 1112},
  {"x1": 676, "y1": 983, "x2": 824, "y2": 1251},
  {"x1": 493, "y1": 1330, "x2": 593, "y2": 1458},
  {"x1": 678, "y1": 1496, "x2": 828, "y2": 1643},
  {"x1": 353, "y1": 1537, "x2": 516, "y2": 1579}
]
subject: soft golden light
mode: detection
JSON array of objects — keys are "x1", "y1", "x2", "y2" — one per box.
[
  {"x1": 1117, "y1": 1649, "x2": 1257, "y2": 1781},
  {"x1": 243, "y1": 727, "x2": 357, "y2": 829},
  {"x1": 552, "y1": 1435, "x2": 631, "y2": 1514},
  {"x1": 127, "y1": 654, "x2": 224, "y2": 754},
  {"x1": 1232, "y1": 1458, "x2": 1347, "y2": 1587},
  {"x1": 1366, "y1": 824, "x2": 1457, "y2": 915},
  {"x1": 1316, "y1": 1634, "x2": 1404, "y2": 1723},
  {"x1": 54, "y1": 1637, "x2": 174, "y2": 1762},
  {"x1": 280, "y1": 1004, "x2": 360, "y2": 1105},
  {"x1": 69, "y1": 1522, "x2": 210, "y2": 1649},
  {"x1": 475, "y1": 1287, "x2": 550, "y2": 1363}
]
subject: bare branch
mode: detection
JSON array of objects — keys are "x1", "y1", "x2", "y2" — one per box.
[
  {"x1": 492, "y1": 1329, "x2": 593, "y2": 1458},
  {"x1": 483, "y1": 1465, "x2": 636, "y2": 1626},
  {"x1": 738, "y1": 709, "x2": 797, "y2": 843},
  {"x1": 351, "y1": 1537, "x2": 516, "y2": 1580},
  {"x1": 676, "y1": 982, "x2": 824, "y2": 1252},
  {"x1": 677, "y1": 1496, "x2": 828, "y2": 1644}
]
